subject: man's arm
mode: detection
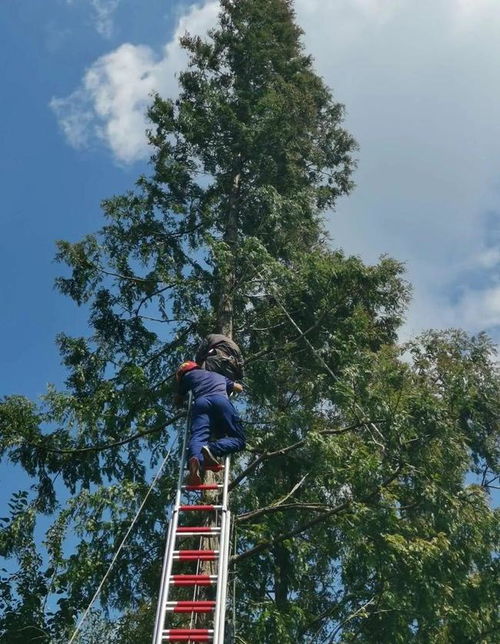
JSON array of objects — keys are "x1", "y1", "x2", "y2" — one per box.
[
  {"x1": 174, "y1": 374, "x2": 189, "y2": 407},
  {"x1": 174, "y1": 393, "x2": 185, "y2": 408}
]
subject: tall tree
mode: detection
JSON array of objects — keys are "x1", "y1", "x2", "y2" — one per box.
[{"x1": 1, "y1": 1, "x2": 498, "y2": 642}]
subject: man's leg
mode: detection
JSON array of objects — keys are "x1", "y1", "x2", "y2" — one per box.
[
  {"x1": 188, "y1": 398, "x2": 211, "y2": 482},
  {"x1": 205, "y1": 396, "x2": 246, "y2": 457}
]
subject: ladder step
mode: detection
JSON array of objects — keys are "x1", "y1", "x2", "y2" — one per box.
[
  {"x1": 166, "y1": 600, "x2": 215, "y2": 613},
  {"x1": 173, "y1": 549, "x2": 218, "y2": 560},
  {"x1": 182, "y1": 484, "x2": 222, "y2": 491},
  {"x1": 163, "y1": 629, "x2": 213, "y2": 642},
  {"x1": 170, "y1": 574, "x2": 217, "y2": 586},
  {"x1": 176, "y1": 526, "x2": 220, "y2": 535},
  {"x1": 179, "y1": 505, "x2": 222, "y2": 511}
]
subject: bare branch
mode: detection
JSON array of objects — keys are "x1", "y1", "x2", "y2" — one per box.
[
  {"x1": 327, "y1": 595, "x2": 378, "y2": 643},
  {"x1": 34, "y1": 411, "x2": 185, "y2": 455},
  {"x1": 136, "y1": 315, "x2": 194, "y2": 325},
  {"x1": 237, "y1": 475, "x2": 309, "y2": 522},
  {"x1": 135, "y1": 285, "x2": 175, "y2": 317},
  {"x1": 237, "y1": 502, "x2": 332, "y2": 524},
  {"x1": 98, "y1": 268, "x2": 160, "y2": 284}
]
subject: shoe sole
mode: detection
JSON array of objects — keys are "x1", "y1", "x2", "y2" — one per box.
[
  {"x1": 187, "y1": 457, "x2": 202, "y2": 486},
  {"x1": 202, "y1": 446, "x2": 221, "y2": 468}
]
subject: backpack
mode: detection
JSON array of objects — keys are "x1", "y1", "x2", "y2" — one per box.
[{"x1": 195, "y1": 334, "x2": 244, "y2": 381}]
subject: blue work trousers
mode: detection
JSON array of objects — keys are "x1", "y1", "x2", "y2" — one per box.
[{"x1": 188, "y1": 395, "x2": 245, "y2": 466}]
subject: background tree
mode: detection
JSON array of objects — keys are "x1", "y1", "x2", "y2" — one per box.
[{"x1": 1, "y1": 0, "x2": 498, "y2": 642}]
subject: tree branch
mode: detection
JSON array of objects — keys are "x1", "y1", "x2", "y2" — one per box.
[
  {"x1": 237, "y1": 502, "x2": 332, "y2": 524},
  {"x1": 229, "y1": 420, "x2": 386, "y2": 490},
  {"x1": 233, "y1": 500, "x2": 351, "y2": 564},
  {"x1": 232, "y1": 464, "x2": 404, "y2": 564},
  {"x1": 326, "y1": 595, "x2": 378, "y2": 643},
  {"x1": 34, "y1": 411, "x2": 185, "y2": 455}
]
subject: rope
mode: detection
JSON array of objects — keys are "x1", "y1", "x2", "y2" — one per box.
[
  {"x1": 257, "y1": 269, "x2": 387, "y2": 450},
  {"x1": 68, "y1": 439, "x2": 178, "y2": 643}
]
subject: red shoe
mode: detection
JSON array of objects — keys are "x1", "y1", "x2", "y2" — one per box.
[{"x1": 186, "y1": 457, "x2": 202, "y2": 486}]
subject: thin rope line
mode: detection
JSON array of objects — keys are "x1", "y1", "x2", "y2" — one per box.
[
  {"x1": 68, "y1": 441, "x2": 178, "y2": 643},
  {"x1": 257, "y1": 269, "x2": 386, "y2": 450}
]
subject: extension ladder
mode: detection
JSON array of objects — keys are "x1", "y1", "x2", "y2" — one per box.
[{"x1": 153, "y1": 398, "x2": 232, "y2": 643}]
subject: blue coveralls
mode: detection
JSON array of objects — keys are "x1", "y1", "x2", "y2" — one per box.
[{"x1": 178, "y1": 369, "x2": 246, "y2": 467}]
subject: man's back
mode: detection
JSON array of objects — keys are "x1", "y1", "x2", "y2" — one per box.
[{"x1": 179, "y1": 369, "x2": 233, "y2": 400}]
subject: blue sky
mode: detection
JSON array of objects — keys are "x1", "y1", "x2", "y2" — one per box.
[
  {"x1": 2, "y1": 0, "x2": 500, "y2": 404},
  {"x1": 0, "y1": 0, "x2": 180, "y2": 398}
]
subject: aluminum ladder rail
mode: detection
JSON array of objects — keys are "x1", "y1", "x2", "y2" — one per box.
[{"x1": 153, "y1": 396, "x2": 232, "y2": 644}]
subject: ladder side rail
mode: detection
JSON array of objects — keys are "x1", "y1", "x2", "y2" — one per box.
[
  {"x1": 216, "y1": 508, "x2": 231, "y2": 643},
  {"x1": 220, "y1": 454, "x2": 231, "y2": 509},
  {"x1": 212, "y1": 456, "x2": 231, "y2": 643},
  {"x1": 212, "y1": 508, "x2": 227, "y2": 641},
  {"x1": 152, "y1": 393, "x2": 192, "y2": 644},
  {"x1": 218, "y1": 457, "x2": 232, "y2": 642}
]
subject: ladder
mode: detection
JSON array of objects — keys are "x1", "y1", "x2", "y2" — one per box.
[{"x1": 153, "y1": 397, "x2": 232, "y2": 643}]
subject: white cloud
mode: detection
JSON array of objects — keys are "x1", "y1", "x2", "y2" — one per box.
[
  {"x1": 293, "y1": 0, "x2": 500, "y2": 340},
  {"x1": 477, "y1": 248, "x2": 500, "y2": 270},
  {"x1": 50, "y1": 90, "x2": 94, "y2": 148},
  {"x1": 91, "y1": 0, "x2": 121, "y2": 38},
  {"x1": 52, "y1": 0, "x2": 500, "y2": 340},
  {"x1": 457, "y1": 285, "x2": 500, "y2": 331},
  {"x1": 67, "y1": 0, "x2": 121, "y2": 38},
  {"x1": 52, "y1": 2, "x2": 219, "y2": 163}
]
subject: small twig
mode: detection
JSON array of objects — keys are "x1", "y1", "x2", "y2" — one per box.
[{"x1": 327, "y1": 595, "x2": 377, "y2": 643}]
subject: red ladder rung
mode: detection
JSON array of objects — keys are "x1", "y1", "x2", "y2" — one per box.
[
  {"x1": 166, "y1": 600, "x2": 215, "y2": 613},
  {"x1": 174, "y1": 550, "x2": 218, "y2": 560},
  {"x1": 170, "y1": 574, "x2": 217, "y2": 586},
  {"x1": 167, "y1": 601, "x2": 215, "y2": 606},
  {"x1": 182, "y1": 484, "x2": 222, "y2": 491},
  {"x1": 179, "y1": 505, "x2": 221, "y2": 511},
  {"x1": 176, "y1": 526, "x2": 220, "y2": 534},
  {"x1": 163, "y1": 628, "x2": 213, "y2": 642}
]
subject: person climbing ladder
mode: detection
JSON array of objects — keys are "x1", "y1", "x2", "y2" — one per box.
[{"x1": 175, "y1": 361, "x2": 245, "y2": 486}]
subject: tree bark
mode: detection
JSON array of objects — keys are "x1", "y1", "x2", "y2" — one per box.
[{"x1": 215, "y1": 164, "x2": 241, "y2": 337}]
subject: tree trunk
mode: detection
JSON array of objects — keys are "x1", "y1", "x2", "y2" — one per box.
[
  {"x1": 215, "y1": 164, "x2": 241, "y2": 337},
  {"x1": 195, "y1": 165, "x2": 241, "y2": 628}
]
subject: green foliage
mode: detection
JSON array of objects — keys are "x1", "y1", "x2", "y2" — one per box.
[{"x1": 1, "y1": 1, "x2": 498, "y2": 642}]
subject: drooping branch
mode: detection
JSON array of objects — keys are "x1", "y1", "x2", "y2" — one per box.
[
  {"x1": 31, "y1": 411, "x2": 185, "y2": 455},
  {"x1": 236, "y1": 474, "x2": 310, "y2": 522},
  {"x1": 326, "y1": 595, "x2": 379, "y2": 643},
  {"x1": 232, "y1": 464, "x2": 404, "y2": 564}
]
